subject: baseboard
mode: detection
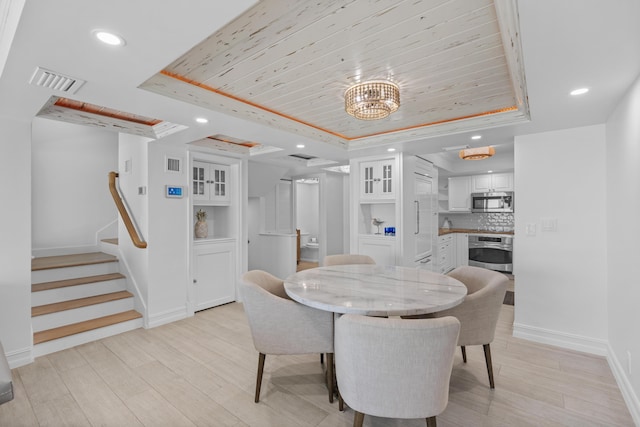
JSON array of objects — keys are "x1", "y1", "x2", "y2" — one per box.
[
  {"x1": 146, "y1": 306, "x2": 188, "y2": 329},
  {"x1": 6, "y1": 345, "x2": 33, "y2": 369},
  {"x1": 607, "y1": 344, "x2": 640, "y2": 426},
  {"x1": 512, "y1": 322, "x2": 608, "y2": 356}
]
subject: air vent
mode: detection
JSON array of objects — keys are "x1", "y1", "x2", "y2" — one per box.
[
  {"x1": 289, "y1": 154, "x2": 316, "y2": 161},
  {"x1": 29, "y1": 67, "x2": 85, "y2": 94},
  {"x1": 165, "y1": 156, "x2": 182, "y2": 173}
]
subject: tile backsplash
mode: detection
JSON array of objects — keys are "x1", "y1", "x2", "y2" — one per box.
[{"x1": 439, "y1": 212, "x2": 514, "y2": 232}]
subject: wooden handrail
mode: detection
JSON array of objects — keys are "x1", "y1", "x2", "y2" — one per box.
[{"x1": 108, "y1": 171, "x2": 147, "y2": 249}]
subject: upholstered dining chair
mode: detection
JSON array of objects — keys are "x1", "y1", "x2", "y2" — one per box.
[
  {"x1": 239, "y1": 270, "x2": 335, "y2": 403},
  {"x1": 335, "y1": 314, "x2": 460, "y2": 427},
  {"x1": 0, "y1": 340, "x2": 13, "y2": 405},
  {"x1": 322, "y1": 254, "x2": 375, "y2": 266},
  {"x1": 431, "y1": 265, "x2": 508, "y2": 389}
]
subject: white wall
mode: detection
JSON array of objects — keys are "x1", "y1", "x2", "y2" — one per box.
[
  {"x1": 606, "y1": 73, "x2": 640, "y2": 419},
  {"x1": 324, "y1": 173, "x2": 344, "y2": 257},
  {"x1": 31, "y1": 119, "x2": 118, "y2": 253},
  {"x1": 296, "y1": 181, "x2": 319, "y2": 236},
  {"x1": 0, "y1": 117, "x2": 32, "y2": 367},
  {"x1": 514, "y1": 125, "x2": 608, "y2": 354}
]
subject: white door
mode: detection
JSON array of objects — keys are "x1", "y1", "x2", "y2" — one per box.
[{"x1": 414, "y1": 173, "x2": 433, "y2": 261}]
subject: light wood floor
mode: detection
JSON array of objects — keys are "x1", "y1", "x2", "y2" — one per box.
[{"x1": 0, "y1": 303, "x2": 633, "y2": 426}]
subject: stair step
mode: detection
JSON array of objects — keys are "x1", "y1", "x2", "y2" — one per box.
[
  {"x1": 101, "y1": 238, "x2": 118, "y2": 245},
  {"x1": 32, "y1": 273, "x2": 125, "y2": 293},
  {"x1": 33, "y1": 310, "x2": 143, "y2": 344},
  {"x1": 32, "y1": 252, "x2": 118, "y2": 271},
  {"x1": 32, "y1": 291, "x2": 133, "y2": 317}
]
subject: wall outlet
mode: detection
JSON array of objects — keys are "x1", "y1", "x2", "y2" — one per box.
[{"x1": 627, "y1": 350, "x2": 632, "y2": 375}]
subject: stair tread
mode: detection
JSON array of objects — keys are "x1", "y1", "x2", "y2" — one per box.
[
  {"x1": 101, "y1": 238, "x2": 118, "y2": 245},
  {"x1": 33, "y1": 310, "x2": 142, "y2": 344},
  {"x1": 32, "y1": 291, "x2": 133, "y2": 317},
  {"x1": 32, "y1": 273, "x2": 126, "y2": 292},
  {"x1": 32, "y1": 252, "x2": 118, "y2": 271}
]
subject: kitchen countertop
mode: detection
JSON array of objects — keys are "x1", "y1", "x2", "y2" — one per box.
[{"x1": 439, "y1": 228, "x2": 515, "y2": 236}]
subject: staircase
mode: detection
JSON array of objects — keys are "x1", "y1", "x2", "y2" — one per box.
[{"x1": 31, "y1": 247, "x2": 143, "y2": 357}]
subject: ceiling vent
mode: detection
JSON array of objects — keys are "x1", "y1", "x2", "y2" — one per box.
[{"x1": 29, "y1": 67, "x2": 85, "y2": 94}]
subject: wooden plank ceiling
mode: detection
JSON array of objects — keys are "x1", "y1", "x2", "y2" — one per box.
[{"x1": 141, "y1": 0, "x2": 529, "y2": 149}]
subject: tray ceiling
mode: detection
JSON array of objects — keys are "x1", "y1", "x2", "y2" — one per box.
[{"x1": 141, "y1": 0, "x2": 529, "y2": 150}]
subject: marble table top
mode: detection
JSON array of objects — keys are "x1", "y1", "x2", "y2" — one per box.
[{"x1": 284, "y1": 264, "x2": 467, "y2": 316}]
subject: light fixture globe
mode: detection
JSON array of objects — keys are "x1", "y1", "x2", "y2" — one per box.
[
  {"x1": 345, "y1": 80, "x2": 400, "y2": 120},
  {"x1": 459, "y1": 146, "x2": 495, "y2": 160}
]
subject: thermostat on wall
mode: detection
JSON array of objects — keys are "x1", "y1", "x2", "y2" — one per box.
[{"x1": 165, "y1": 185, "x2": 185, "y2": 198}]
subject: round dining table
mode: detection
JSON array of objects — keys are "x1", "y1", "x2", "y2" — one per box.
[{"x1": 284, "y1": 264, "x2": 467, "y2": 317}]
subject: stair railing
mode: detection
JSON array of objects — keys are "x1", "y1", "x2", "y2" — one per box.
[{"x1": 108, "y1": 171, "x2": 147, "y2": 249}]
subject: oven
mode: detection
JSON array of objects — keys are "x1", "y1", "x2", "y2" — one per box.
[{"x1": 468, "y1": 235, "x2": 513, "y2": 273}]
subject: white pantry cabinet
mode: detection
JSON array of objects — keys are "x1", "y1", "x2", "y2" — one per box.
[
  {"x1": 193, "y1": 239, "x2": 236, "y2": 311},
  {"x1": 192, "y1": 161, "x2": 230, "y2": 204},
  {"x1": 359, "y1": 159, "x2": 395, "y2": 202},
  {"x1": 471, "y1": 172, "x2": 513, "y2": 193}
]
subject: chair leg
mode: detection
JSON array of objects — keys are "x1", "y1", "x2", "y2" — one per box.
[
  {"x1": 461, "y1": 346, "x2": 467, "y2": 363},
  {"x1": 326, "y1": 353, "x2": 334, "y2": 403},
  {"x1": 483, "y1": 344, "x2": 495, "y2": 389},
  {"x1": 254, "y1": 353, "x2": 266, "y2": 403},
  {"x1": 426, "y1": 416, "x2": 437, "y2": 427},
  {"x1": 320, "y1": 353, "x2": 324, "y2": 364},
  {"x1": 353, "y1": 411, "x2": 365, "y2": 427},
  {"x1": 338, "y1": 390, "x2": 345, "y2": 411}
]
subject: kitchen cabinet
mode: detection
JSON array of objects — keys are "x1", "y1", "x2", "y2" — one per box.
[
  {"x1": 414, "y1": 170, "x2": 434, "y2": 261},
  {"x1": 472, "y1": 172, "x2": 513, "y2": 193},
  {"x1": 437, "y1": 234, "x2": 454, "y2": 274},
  {"x1": 192, "y1": 161, "x2": 230, "y2": 204},
  {"x1": 455, "y1": 233, "x2": 469, "y2": 267},
  {"x1": 193, "y1": 239, "x2": 236, "y2": 311},
  {"x1": 358, "y1": 235, "x2": 396, "y2": 265},
  {"x1": 448, "y1": 176, "x2": 472, "y2": 212},
  {"x1": 359, "y1": 159, "x2": 395, "y2": 201}
]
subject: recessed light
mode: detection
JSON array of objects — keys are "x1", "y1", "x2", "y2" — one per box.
[
  {"x1": 471, "y1": 135, "x2": 482, "y2": 140},
  {"x1": 570, "y1": 87, "x2": 589, "y2": 96},
  {"x1": 195, "y1": 117, "x2": 208, "y2": 124},
  {"x1": 93, "y1": 30, "x2": 125, "y2": 46},
  {"x1": 296, "y1": 144, "x2": 305, "y2": 148},
  {"x1": 487, "y1": 170, "x2": 493, "y2": 173},
  {"x1": 387, "y1": 148, "x2": 396, "y2": 152}
]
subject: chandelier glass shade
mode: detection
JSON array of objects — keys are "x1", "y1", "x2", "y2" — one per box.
[
  {"x1": 459, "y1": 146, "x2": 496, "y2": 160},
  {"x1": 345, "y1": 80, "x2": 400, "y2": 120}
]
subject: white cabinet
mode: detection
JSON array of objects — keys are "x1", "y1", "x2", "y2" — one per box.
[
  {"x1": 455, "y1": 233, "x2": 469, "y2": 268},
  {"x1": 193, "y1": 240, "x2": 236, "y2": 311},
  {"x1": 359, "y1": 159, "x2": 395, "y2": 201},
  {"x1": 414, "y1": 171, "x2": 434, "y2": 261},
  {"x1": 192, "y1": 161, "x2": 230, "y2": 204},
  {"x1": 448, "y1": 176, "x2": 471, "y2": 212},
  {"x1": 472, "y1": 173, "x2": 513, "y2": 193},
  {"x1": 358, "y1": 235, "x2": 396, "y2": 265},
  {"x1": 437, "y1": 234, "x2": 455, "y2": 274}
]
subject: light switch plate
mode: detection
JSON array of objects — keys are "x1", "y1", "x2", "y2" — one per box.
[
  {"x1": 526, "y1": 223, "x2": 537, "y2": 236},
  {"x1": 541, "y1": 218, "x2": 558, "y2": 232}
]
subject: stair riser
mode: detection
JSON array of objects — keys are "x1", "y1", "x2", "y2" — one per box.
[
  {"x1": 32, "y1": 262, "x2": 119, "y2": 284},
  {"x1": 32, "y1": 298, "x2": 134, "y2": 332},
  {"x1": 32, "y1": 279, "x2": 127, "y2": 306},
  {"x1": 33, "y1": 318, "x2": 143, "y2": 358}
]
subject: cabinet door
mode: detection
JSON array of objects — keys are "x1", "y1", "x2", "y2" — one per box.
[
  {"x1": 471, "y1": 174, "x2": 493, "y2": 193},
  {"x1": 192, "y1": 161, "x2": 209, "y2": 202},
  {"x1": 193, "y1": 242, "x2": 236, "y2": 311},
  {"x1": 490, "y1": 173, "x2": 513, "y2": 192},
  {"x1": 448, "y1": 176, "x2": 471, "y2": 211},
  {"x1": 414, "y1": 173, "x2": 433, "y2": 260},
  {"x1": 455, "y1": 233, "x2": 469, "y2": 267},
  {"x1": 360, "y1": 160, "x2": 394, "y2": 200},
  {"x1": 210, "y1": 164, "x2": 230, "y2": 203},
  {"x1": 358, "y1": 236, "x2": 396, "y2": 265}
]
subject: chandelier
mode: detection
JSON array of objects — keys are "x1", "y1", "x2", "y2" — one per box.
[
  {"x1": 459, "y1": 146, "x2": 495, "y2": 160},
  {"x1": 344, "y1": 80, "x2": 400, "y2": 120}
]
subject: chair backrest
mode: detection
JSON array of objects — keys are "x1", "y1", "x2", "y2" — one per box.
[
  {"x1": 443, "y1": 265, "x2": 508, "y2": 346},
  {"x1": 335, "y1": 314, "x2": 460, "y2": 420},
  {"x1": 323, "y1": 254, "x2": 375, "y2": 266},
  {"x1": 239, "y1": 270, "x2": 334, "y2": 355}
]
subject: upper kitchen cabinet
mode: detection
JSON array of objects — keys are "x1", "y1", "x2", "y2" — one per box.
[
  {"x1": 471, "y1": 172, "x2": 513, "y2": 193},
  {"x1": 448, "y1": 176, "x2": 472, "y2": 212},
  {"x1": 192, "y1": 161, "x2": 230, "y2": 205},
  {"x1": 359, "y1": 158, "x2": 395, "y2": 202}
]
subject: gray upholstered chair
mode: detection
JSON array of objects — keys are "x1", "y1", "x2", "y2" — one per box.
[
  {"x1": 431, "y1": 265, "x2": 508, "y2": 389},
  {"x1": 239, "y1": 270, "x2": 335, "y2": 403},
  {"x1": 0, "y1": 340, "x2": 14, "y2": 405},
  {"x1": 335, "y1": 314, "x2": 460, "y2": 427},
  {"x1": 322, "y1": 254, "x2": 375, "y2": 266}
]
